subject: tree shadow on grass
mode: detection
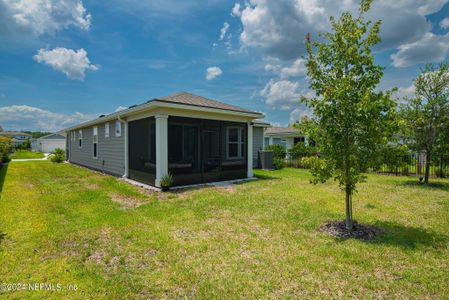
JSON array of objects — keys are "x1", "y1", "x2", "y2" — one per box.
[
  {"x1": 0, "y1": 164, "x2": 9, "y2": 247},
  {"x1": 400, "y1": 179, "x2": 449, "y2": 191},
  {"x1": 0, "y1": 164, "x2": 8, "y2": 194},
  {"x1": 368, "y1": 221, "x2": 449, "y2": 250},
  {"x1": 253, "y1": 173, "x2": 281, "y2": 181},
  {"x1": 0, "y1": 232, "x2": 5, "y2": 246}
]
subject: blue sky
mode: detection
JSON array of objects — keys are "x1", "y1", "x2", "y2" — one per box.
[{"x1": 0, "y1": 0, "x2": 448, "y2": 131}]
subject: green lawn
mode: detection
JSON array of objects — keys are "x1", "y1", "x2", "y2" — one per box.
[
  {"x1": 9, "y1": 150, "x2": 45, "y2": 159},
  {"x1": 0, "y1": 161, "x2": 448, "y2": 299}
]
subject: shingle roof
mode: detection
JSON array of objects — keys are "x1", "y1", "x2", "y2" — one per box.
[
  {"x1": 154, "y1": 92, "x2": 259, "y2": 114},
  {"x1": 40, "y1": 133, "x2": 65, "y2": 140},
  {"x1": 63, "y1": 92, "x2": 263, "y2": 132},
  {"x1": 265, "y1": 126, "x2": 301, "y2": 135}
]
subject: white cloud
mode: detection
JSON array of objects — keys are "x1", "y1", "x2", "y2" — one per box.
[
  {"x1": 219, "y1": 21, "x2": 230, "y2": 40},
  {"x1": 235, "y1": 0, "x2": 446, "y2": 60},
  {"x1": 206, "y1": 66, "x2": 223, "y2": 80},
  {"x1": 396, "y1": 85, "x2": 416, "y2": 99},
  {"x1": 260, "y1": 79, "x2": 301, "y2": 106},
  {"x1": 231, "y1": 3, "x2": 241, "y2": 17},
  {"x1": 1, "y1": 0, "x2": 91, "y2": 36},
  {"x1": 390, "y1": 32, "x2": 449, "y2": 67},
  {"x1": 289, "y1": 107, "x2": 310, "y2": 124},
  {"x1": 280, "y1": 58, "x2": 306, "y2": 78},
  {"x1": 214, "y1": 21, "x2": 234, "y2": 53},
  {"x1": 440, "y1": 17, "x2": 449, "y2": 29},
  {"x1": 115, "y1": 106, "x2": 127, "y2": 112},
  {"x1": 264, "y1": 63, "x2": 281, "y2": 73},
  {"x1": 0, "y1": 105, "x2": 92, "y2": 131},
  {"x1": 33, "y1": 47, "x2": 99, "y2": 80},
  {"x1": 264, "y1": 57, "x2": 306, "y2": 81}
]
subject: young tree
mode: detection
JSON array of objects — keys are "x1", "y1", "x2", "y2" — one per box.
[
  {"x1": 293, "y1": 115, "x2": 319, "y2": 147},
  {"x1": 402, "y1": 63, "x2": 449, "y2": 183},
  {"x1": 301, "y1": 0, "x2": 396, "y2": 230}
]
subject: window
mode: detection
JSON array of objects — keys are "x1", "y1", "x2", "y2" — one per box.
[
  {"x1": 264, "y1": 137, "x2": 270, "y2": 148},
  {"x1": 281, "y1": 139, "x2": 287, "y2": 149},
  {"x1": 105, "y1": 122, "x2": 110, "y2": 138},
  {"x1": 93, "y1": 126, "x2": 98, "y2": 158},
  {"x1": 227, "y1": 127, "x2": 244, "y2": 159},
  {"x1": 78, "y1": 129, "x2": 83, "y2": 148},
  {"x1": 115, "y1": 120, "x2": 121, "y2": 137}
]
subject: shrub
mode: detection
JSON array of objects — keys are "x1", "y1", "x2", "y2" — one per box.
[
  {"x1": 160, "y1": 173, "x2": 174, "y2": 190},
  {"x1": 288, "y1": 143, "x2": 317, "y2": 159},
  {"x1": 48, "y1": 148, "x2": 65, "y2": 163},
  {"x1": 300, "y1": 156, "x2": 317, "y2": 169},
  {"x1": 0, "y1": 152, "x2": 10, "y2": 163},
  {"x1": 0, "y1": 136, "x2": 12, "y2": 163},
  {"x1": 266, "y1": 144, "x2": 286, "y2": 159},
  {"x1": 273, "y1": 157, "x2": 285, "y2": 170}
]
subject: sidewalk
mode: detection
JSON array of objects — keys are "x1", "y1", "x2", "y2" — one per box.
[{"x1": 11, "y1": 153, "x2": 50, "y2": 162}]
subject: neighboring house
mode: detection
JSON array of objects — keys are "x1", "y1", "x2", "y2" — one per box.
[
  {"x1": 62, "y1": 92, "x2": 266, "y2": 188},
  {"x1": 264, "y1": 126, "x2": 306, "y2": 151},
  {"x1": 0, "y1": 131, "x2": 32, "y2": 147},
  {"x1": 253, "y1": 120, "x2": 271, "y2": 168},
  {"x1": 31, "y1": 133, "x2": 66, "y2": 153}
]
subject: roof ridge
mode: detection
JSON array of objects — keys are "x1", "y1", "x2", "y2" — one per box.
[{"x1": 156, "y1": 91, "x2": 257, "y2": 114}]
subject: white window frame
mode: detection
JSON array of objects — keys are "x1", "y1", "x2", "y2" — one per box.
[
  {"x1": 93, "y1": 126, "x2": 98, "y2": 159},
  {"x1": 226, "y1": 126, "x2": 244, "y2": 159},
  {"x1": 78, "y1": 129, "x2": 83, "y2": 148},
  {"x1": 105, "y1": 122, "x2": 110, "y2": 138},
  {"x1": 115, "y1": 120, "x2": 122, "y2": 137}
]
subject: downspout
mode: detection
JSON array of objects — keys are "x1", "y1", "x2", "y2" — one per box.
[{"x1": 118, "y1": 115, "x2": 129, "y2": 178}]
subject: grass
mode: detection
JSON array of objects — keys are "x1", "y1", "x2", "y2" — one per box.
[
  {"x1": 0, "y1": 161, "x2": 448, "y2": 299},
  {"x1": 9, "y1": 150, "x2": 45, "y2": 159}
]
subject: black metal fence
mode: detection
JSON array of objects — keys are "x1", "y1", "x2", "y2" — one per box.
[
  {"x1": 367, "y1": 154, "x2": 449, "y2": 178},
  {"x1": 284, "y1": 154, "x2": 449, "y2": 178}
]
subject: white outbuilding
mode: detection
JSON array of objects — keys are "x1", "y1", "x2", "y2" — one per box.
[{"x1": 31, "y1": 133, "x2": 66, "y2": 153}]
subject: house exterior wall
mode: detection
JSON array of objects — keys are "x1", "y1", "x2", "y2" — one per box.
[
  {"x1": 65, "y1": 105, "x2": 261, "y2": 187},
  {"x1": 68, "y1": 121, "x2": 125, "y2": 176},
  {"x1": 252, "y1": 126, "x2": 264, "y2": 168}
]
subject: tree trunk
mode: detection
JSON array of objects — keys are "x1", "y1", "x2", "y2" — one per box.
[
  {"x1": 345, "y1": 187, "x2": 353, "y2": 231},
  {"x1": 425, "y1": 150, "x2": 431, "y2": 184}
]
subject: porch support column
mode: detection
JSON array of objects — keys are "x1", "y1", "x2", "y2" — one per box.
[
  {"x1": 262, "y1": 128, "x2": 266, "y2": 149},
  {"x1": 247, "y1": 122, "x2": 253, "y2": 178},
  {"x1": 123, "y1": 119, "x2": 129, "y2": 177},
  {"x1": 155, "y1": 114, "x2": 168, "y2": 187}
]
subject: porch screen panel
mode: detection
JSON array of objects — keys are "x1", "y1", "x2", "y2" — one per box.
[
  {"x1": 168, "y1": 117, "x2": 201, "y2": 186},
  {"x1": 128, "y1": 117, "x2": 156, "y2": 184}
]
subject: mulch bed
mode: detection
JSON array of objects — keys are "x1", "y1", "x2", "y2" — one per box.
[{"x1": 319, "y1": 220, "x2": 383, "y2": 240}]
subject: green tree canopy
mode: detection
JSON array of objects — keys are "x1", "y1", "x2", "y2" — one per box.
[
  {"x1": 401, "y1": 62, "x2": 449, "y2": 183},
  {"x1": 301, "y1": 0, "x2": 396, "y2": 230}
]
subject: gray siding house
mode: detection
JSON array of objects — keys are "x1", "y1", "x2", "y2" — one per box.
[
  {"x1": 264, "y1": 126, "x2": 306, "y2": 151},
  {"x1": 63, "y1": 92, "x2": 268, "y2": 188}
]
